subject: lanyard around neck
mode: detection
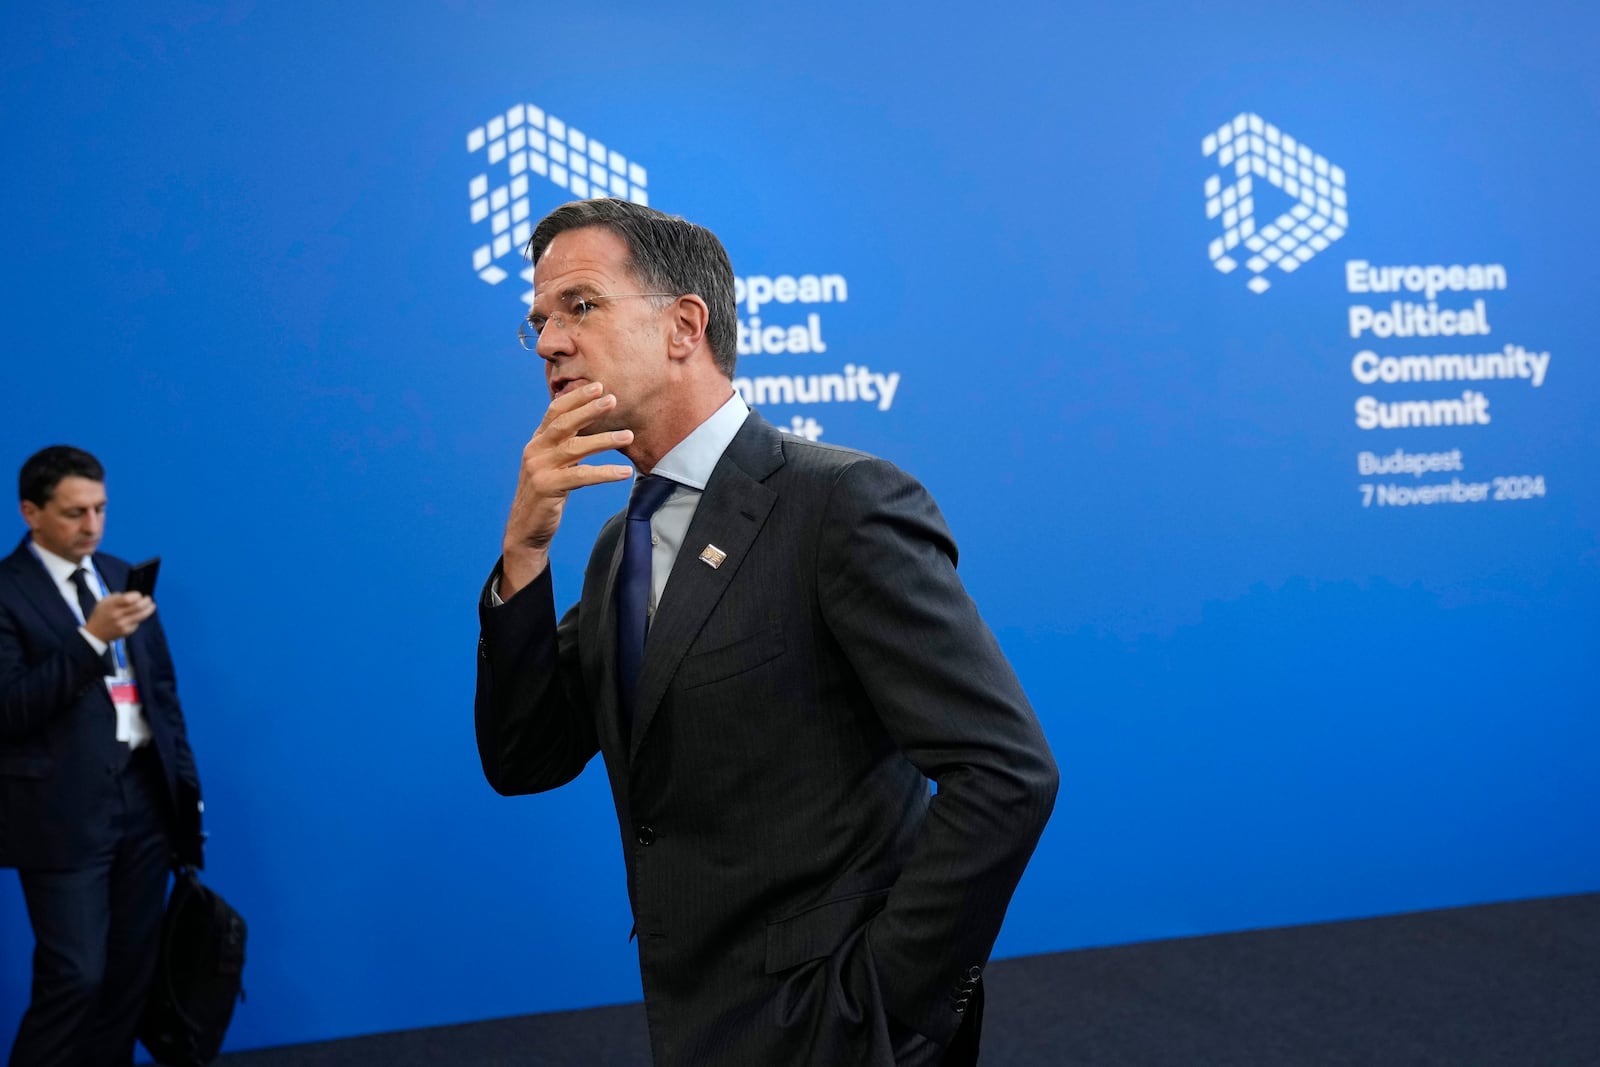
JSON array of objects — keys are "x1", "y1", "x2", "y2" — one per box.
[{"x1": 28, "y1": 543, "x2": 130, "y2": 671}]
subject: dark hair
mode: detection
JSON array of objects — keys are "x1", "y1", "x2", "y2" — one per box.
[
  {"x1": 527, "y1": 199, "x2": 739, "y2": 377},
  {"x1": 19, "y1": 445, "x2": 104, "y2": 506}
]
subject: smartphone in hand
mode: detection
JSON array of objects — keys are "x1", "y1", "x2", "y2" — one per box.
[{"x1": 125, "y1": 558, "x2": 161, "y2": 597}]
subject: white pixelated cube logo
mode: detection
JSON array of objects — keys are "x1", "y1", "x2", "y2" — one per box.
[
  {"x1": 1202, "y1": 113, "x2": 1347, "y2": 294},
  {"x1": 467, "y1": 103, "x2": 649, "y2": 306}
]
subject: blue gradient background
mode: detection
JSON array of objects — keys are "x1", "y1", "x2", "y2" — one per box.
[{"x1": 2, "y1": 1, "x2": 1596, "y2": 1053}]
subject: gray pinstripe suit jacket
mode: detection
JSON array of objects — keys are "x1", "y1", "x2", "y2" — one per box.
[{"x1": 477, "y1": 411, "x2": 1057, "y2": 1066}]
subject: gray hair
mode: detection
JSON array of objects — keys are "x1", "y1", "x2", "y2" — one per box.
[{"x1": 527, "y1": 199, "x2": 738, "y2": 377}]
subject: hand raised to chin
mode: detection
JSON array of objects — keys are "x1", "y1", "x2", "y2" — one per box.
[{"x1": 501, "y1": 381, "x2": 635, "y2": 598}]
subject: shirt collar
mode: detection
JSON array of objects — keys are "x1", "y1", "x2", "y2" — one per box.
[
  {"x1": 29, "y1": 538, "x2": 96, "y2": 585},
  {"x1": 648, "y1": 391, "x2": 750, "y2": 491}
]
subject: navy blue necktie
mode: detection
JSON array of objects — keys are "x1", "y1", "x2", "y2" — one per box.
[{"x1": 617, "y1": 474, "x2": 677, "y2": 723}]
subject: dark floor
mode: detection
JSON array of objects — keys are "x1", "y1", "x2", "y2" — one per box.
[{"x1": 215, "y1": 892, "x2": 1600, "y2": 1066}]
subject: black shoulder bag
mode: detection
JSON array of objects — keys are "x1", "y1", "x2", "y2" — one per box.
[{"x1": 139, "y1": 866, "x2": 248, "y2": 1066}]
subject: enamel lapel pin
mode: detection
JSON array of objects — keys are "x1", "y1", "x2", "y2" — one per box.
[{"x1": 698, "y1": 544, "x2": 727, "y2": 569}]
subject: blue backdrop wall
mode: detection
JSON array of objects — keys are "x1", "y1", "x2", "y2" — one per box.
[{"x1": 3, "y1": 0, "x2": 1597, "y2": 1054}]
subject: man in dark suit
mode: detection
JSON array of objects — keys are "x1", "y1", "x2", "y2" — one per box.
[
  {"x1": 1, "y1": 445, "x2": 204, "y2": 1067},
  {"x1": 476, "y1": 200, "x2": 1057, "y2": 1066}
]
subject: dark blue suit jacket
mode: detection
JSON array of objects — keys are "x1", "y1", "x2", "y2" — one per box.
[{"x1": 0, "y1": 536, "x2": 203, "y2": 870}]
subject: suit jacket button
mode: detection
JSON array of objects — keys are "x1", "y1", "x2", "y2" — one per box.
[
  {"x1": 635, "y1": 825, "x2": 656, "y2": 846},
  {"x1": 478, "y1": 637, "x2": 488, "y2": 660},
  {"x1": 966, "y1": 965, "x2": 982, "y2": 981}
]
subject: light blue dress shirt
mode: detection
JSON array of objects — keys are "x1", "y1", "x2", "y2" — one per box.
[{"x1": 640, "y1": 391, "x2": 750, "y2": 616}]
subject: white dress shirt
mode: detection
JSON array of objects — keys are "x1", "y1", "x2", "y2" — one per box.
[{"x1": 29, "y1": 540, "x2": 151, "y2": 748}]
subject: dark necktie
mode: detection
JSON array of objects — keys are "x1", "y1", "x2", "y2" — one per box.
[
  {"x1": 616, "y1": 474, "x2": 677, "y2": 723},
  {"x1": 70, "y1": 567, "x2": 115, "y2": 671}
]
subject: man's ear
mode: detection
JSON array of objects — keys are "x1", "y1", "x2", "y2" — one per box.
[
  {"x1": 666, "y1": 294, "x2": 711, "y2": 361},
  {"x1": 19, "y1": 500, "x2": 39, "y2": 530}
]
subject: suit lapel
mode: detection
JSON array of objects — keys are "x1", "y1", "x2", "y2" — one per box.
[
  {"x1": 587, "y1": 517, "x2": 629, "y2": 758},
  {"x1": 628, "y1": 414, "x2": 784, "y2": 762},
  {"x1": 92, "y1": 553, "x2": 127, "y2": 594},
  {"x1": 4, "y1": 537, "x2": 90, "y2": 644}
]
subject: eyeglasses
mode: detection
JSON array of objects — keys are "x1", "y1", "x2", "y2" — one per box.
[{"x1": 517, "y1": 292, "x2": 676, "y2": 350}]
